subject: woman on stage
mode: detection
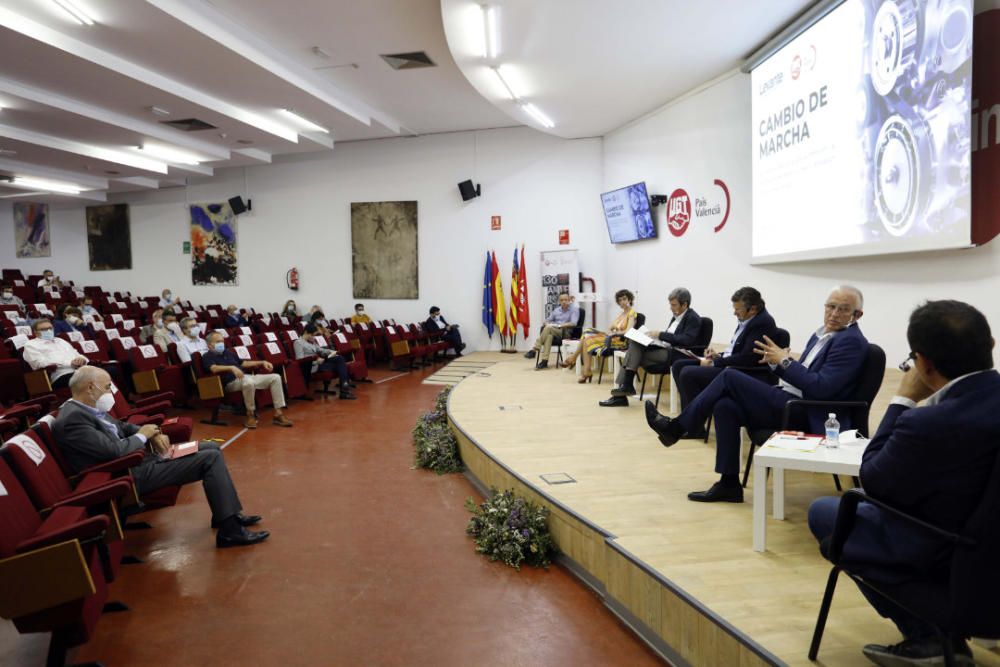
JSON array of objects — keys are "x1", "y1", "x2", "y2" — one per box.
[{"x1": 562, "y1": 289, "x2": 636, "y2": 383}]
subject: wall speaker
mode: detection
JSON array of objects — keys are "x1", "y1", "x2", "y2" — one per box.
[
  {"x1": 458, "y1": 179, "x2": 481, "y2": 202},
  {"x1": 228, "y1": 196, "x2": 251, "y2": 215}
]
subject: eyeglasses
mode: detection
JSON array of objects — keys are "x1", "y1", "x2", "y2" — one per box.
[
  {"x1": 898, "y1": 351, "x2": 916, "y2": 371},
  {"x1": 824, "y1": 303, "x2": 855, "y2": 315}
]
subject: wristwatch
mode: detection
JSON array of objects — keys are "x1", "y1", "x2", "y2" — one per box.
[{"x1": 780, "y1": 356, "x2": 794, "y2": 370}]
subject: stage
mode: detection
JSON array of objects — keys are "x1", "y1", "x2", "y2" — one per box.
[{"x1": 447, "y1": 353, "x2": 1000, "y2": 667}]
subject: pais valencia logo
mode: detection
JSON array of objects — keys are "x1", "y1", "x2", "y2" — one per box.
[{"x1": 666, "y1": 189, "x2": 691, "y2": 237}]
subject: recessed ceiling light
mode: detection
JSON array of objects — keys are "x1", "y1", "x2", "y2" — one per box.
[
  {"x1": 482, "y1": 5, "x2": 500, "y2": 59},
  {"x1": 492, "y1": 66, "x2": 517, "y2": 101},
  {"x1": 136, "y1": 144, "x2": 201, "y2": 165},
  {"x1": 13, "y1": 176, "x2": 83, "y2": 194},
  {"x1": 148, "y1": 106, "x2": 171, "y2": 117},
  {"x1": 51, "y1": 0, "x2": 95, "y2": 26},
  {"x1": 520, "y1": 103, "x2": 555, "y2": 129},
  {"x1": 278, "y1": 109, "x2": 329, "y2": 134}
]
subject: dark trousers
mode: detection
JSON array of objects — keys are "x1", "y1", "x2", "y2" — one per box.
[
  {"x1": 442, "y1": 329, "x2": 463, "y2": 350},
  {"x1": 808, "y1": 496, "x2": 951, "y2": 638},
  {"x1": 317, "y1": 355, "x2": 350, "y2": 386},
  {"x1": 616, "y1": 340, "x2": 677, "y2": 385},
  {"x1": 671, "y1": 360, "x2": 724, "y2": 410},
  {"x1": 677, "y1": 368, "x2": 794, "y2": 475},
  {"x1": 131, "y1": 442, "x2": 242, "y2": 523}
]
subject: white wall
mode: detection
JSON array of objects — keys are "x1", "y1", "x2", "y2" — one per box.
[
  {"x1": 0, "y1": 126, "x2": 605, "y2": 352},
  {"x1": 603, "y1": 71, "x2": 1000, "y2": 362}
]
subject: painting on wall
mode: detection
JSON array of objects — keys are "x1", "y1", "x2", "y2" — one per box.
[
  {"x1": 351, "y1": 200, "x2": 418, "y2": 299},
  {"x1": 190, "y1": 202, "x2": 238, "y2": 285},
  {"x1": 86, "y1": 204, "x2": 132, "y2": 270},
  {"x1": 13, "y1": 202, "x2": 50, "y2": 258}
]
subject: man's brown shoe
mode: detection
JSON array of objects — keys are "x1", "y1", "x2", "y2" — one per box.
[
  {"x1": 244, "y1": 415, "x2": 258, "y2": 429},
  {"x1": 273, "y1": 415, "x2": 293, "y2": 427}
]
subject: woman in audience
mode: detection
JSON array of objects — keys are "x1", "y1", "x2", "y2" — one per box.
[
  {"x1": 281, "y1": 299, "x2": 299, "y2": 320},
  {"x1": 561, "y1": 289, "x2": 636, "y2": 383},
  {"x1": 53, "y1": 304, "x2": 88, "y2": 335}
]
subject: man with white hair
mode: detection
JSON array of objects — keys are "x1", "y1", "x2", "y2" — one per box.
[
  {"x1": 22, "y1": 318, "x2": 90, "y2": 388},
  {"x1": 646, "y1": 286, "x2": 870, "y2": 503},
  {"x1": 53, "y1": 366, "x2": 268, "y2": 548}
]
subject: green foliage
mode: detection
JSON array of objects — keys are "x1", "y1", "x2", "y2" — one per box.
[
  {"x1": 465, "y1": 488, "x2": 555, "y2": 570},
  {"x1": 412, "y1": 387, "x2": 463, "y2": 474}
]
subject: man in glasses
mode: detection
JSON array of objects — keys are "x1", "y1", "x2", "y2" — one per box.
[{"x1": 645, "y1": 285, "x2": 869, "y2": 503}]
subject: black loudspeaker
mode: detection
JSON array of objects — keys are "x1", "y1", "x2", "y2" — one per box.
[
  {"x1": 458, "y1": 180, "x2": 481, "y2": 201},
  {"x1": 228, "y1": 196, "x2": 251, "y2": 215}
]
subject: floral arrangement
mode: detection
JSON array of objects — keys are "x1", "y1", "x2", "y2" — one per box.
[
  {"x1": 412, "y1": 386, "x2": 463, "y2": 474},
  {"x1": 464, "y1": 487, "x2": 555, "y2": 570}
]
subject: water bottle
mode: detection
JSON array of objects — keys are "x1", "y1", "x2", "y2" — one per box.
[{"x1": 824, "y1": 413, "x2": 840, "y2": 449}]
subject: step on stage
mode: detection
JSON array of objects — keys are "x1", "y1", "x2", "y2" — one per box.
[{"x1": 447, "y1": 354, "x2": 1000, "y2": 667}]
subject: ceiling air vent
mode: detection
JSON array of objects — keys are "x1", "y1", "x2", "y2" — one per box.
[
  {"x1": 158, "y1": 118, "x2": 218, "y2": 132},
  {"x1": 380, "y1": 51, "x2": 436, "y2": 70}
]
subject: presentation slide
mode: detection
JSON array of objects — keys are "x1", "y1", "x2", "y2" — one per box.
[
  {"x1": 601, "y1": 182, "x2": 656, "y2": 244},
  {"x1": 751, "y1": 0, "x2": 973, "y2": 263}
]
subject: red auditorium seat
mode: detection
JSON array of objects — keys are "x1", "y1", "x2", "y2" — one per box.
[{"x1": 128, "y1": 344, "x2": 189, "y2": 406}]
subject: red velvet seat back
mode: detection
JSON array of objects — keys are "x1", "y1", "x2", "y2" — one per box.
[{"x1": 1, "y1": 431, "x2": 73, "y2": 511}]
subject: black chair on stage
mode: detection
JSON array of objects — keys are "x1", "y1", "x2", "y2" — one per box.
[
  {"x1": 596, "y1": 313, "x2": 645, "y2": 385},
  {"x1": 638, "y1": 317, "x2": 713, "y2": 407}
]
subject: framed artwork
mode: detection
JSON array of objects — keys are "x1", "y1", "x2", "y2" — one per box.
[
  {"x1": 190, "y1": 203, "x2": 238, "y2": 285},
  {"x1": 13, "y1": 202, "x2": 50, "y2": 258},
  {"x1": 86, "y1": 204, "x2": 132, "y2": 270},
  {"x1": 351, "y1": 200, "x2": 418, "y2": 299}
]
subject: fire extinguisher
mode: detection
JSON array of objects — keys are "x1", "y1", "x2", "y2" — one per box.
[{"x1": 286, "y1": 267, "x2": 300, "y2": 290}]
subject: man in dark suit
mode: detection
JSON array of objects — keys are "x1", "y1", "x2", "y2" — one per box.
[
  {"x1": 671, "y1": 287, "x2": 779, "y2": 429},
  {"x1": 53, "y1": 365, "x2": 269, "y2": 548},
  {"x1": 600, "y1": 287, "x2": 701, "y2": 407},
  {"x1": 425, "y1": 306, "x2": 465, "y2": 355},
  {"x1": 808, "y1": 300, "x2": 999, "y2": 666},
  {"x1": 646, "y1": 286, "x2": 869, "y2": 502}
]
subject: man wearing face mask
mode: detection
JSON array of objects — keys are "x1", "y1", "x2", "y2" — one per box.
[
  {"x1": 53, "y1": 305, "x2": 87, "y2": 335},
  {"x1": 153, "y1": 312, "x2": 183, "y2": 353},
  {"x1": 0, "y1": 283, "x2": 25, "y2": 310},
  {"x1": 646, "y1": 286, "x2": 870, "y2": 503},
  {"x1": 37, "y1": 269, "x2": 61, "y2": 289},
  {"x1": 22, "y1": 319, "x2": 90, "y2": 389},
  {"x1": 351, "y1": 303, "x2": 371, "y2": 325},
  {"x1": 175, "y1": 317, "x2": 208, "y2": 363},
  {"x1": 139, "y1": 308, "x2": 165, "y2": 344},
  {"x1": 158, "y1": 288, "x2": 179, "y2": 310},
  {"x1": 202, "y1": 331, "x2": 293, "y2": 429},
  {"x1": 80, "y1": 297, "x2": 99, "y2": 318},
  {"x1": 293, "y1": 323, "x2": 355, "y2": 399},
  {"x1": 224, "y1": 305, "x2": 249, "y2": 328},
  {"x1": 53, "y1": 366, "x2": 269, "y2": 548}
]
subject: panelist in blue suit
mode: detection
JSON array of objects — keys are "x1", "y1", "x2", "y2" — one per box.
[
  {"x1": 808, "y1": 300, "x2": 999, "y2": 666},
  {"x1": 646, "y1": 286, "x2": 869, "y2": 503}
]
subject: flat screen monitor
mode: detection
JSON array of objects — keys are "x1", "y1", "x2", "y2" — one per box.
[
  {"x1": 750, "y1": 0, "x2": 973, "y2": 263},
  {"x1": 601, "y1": 182, "x2": 657, "y2": 244}
]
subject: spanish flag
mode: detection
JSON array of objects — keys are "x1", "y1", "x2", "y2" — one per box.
[
  {"x1": 491, "y1": 251, "x2": 506, "y2": 337},
  {"x1": 482, "y1": 251, "x2": 494, "y2": 337},
  {"x1": 508, "y1": 247, "x2": 519, "y2": 337}
]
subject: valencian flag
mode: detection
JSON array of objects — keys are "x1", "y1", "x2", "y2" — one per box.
[
  {"x1": 508, "y1": 247, "x2": 519, "y2": 337},
  {"x1": 482, "y1": 251, "x2": 494, "y2": 337},
  {"x1": 491, "y1": 251, "x2": 507, "y2": 339},
  {"x1": 517, "y1": 244, "x2": 529, "y2": 336}
]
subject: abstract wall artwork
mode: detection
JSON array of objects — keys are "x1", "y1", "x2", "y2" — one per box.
[
  {"x1": 86, "y1": 204, "x2": 132, "y2": 270},
  {"x1": 190, "y1": 202, "x2": 238, "y2": 285},
  {"x1": 351, "y1": 200, "x2": 418, "y2": 299},
  {"x1": 13, "y1": 202, "x2": 50, "y2": 258}
]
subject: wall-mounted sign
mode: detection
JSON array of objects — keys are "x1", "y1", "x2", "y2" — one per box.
[
  {"x1": 558, "y1": 229, "x2": 569, "y2": 245},
  {"x1": 182, "y1": 241, "x2": 191, "y2": 254},
  {"x1": 491, "y1": 215, "x2": 501, "y2": 231}
]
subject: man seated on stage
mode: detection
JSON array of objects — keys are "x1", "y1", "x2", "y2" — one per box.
[
  {"x1": 670, "y1": 287, "x2": 778, "y2": 430},
  {"x1": 202, "y1": 331, "x2": 293, "y2": 429},
  {"x1": 224, "y1": 305, "x2": 250, "y2": 328},
  {"x1": 22, "y1": 318, "x2": 90, "y2": 389},
  {"x1": 524, "y1": 293, "x2": 579, "y2": 370},
  {"x1": 600, "y1": 287, "x2": 701, "y2": 407},
  {"x1": 175, "y1": 317, "x2": 208, "y2": 363},
  {"x1": 808, "y1": 300, "x2": 999, "y2": 666},
  {"x1": 646, "y1": 285, "x2": 869, "y2": 503},
  {"x1": 54, "y1": 366, "x2": 269, "y2": 548},
  {"x1": 425, "y1": 306, "x2": 465, "y2": 356},
  {"x1": 293, "y1": 323, "x2": 356, "y2": 399},
  {"x1": 351, "y1": 303, "x2": 372, "y2": 325}
]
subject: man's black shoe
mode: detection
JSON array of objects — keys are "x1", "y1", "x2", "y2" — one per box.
[
  {"x1": 535, "y1": 360, "x2": 549, "y2": 370},
  {"x1": 216, "y1": 527, "x2": 270, "y2": 548},
  {"x1": 211, "y1": 513, "x2": 262, "y2": 529},
  {"x1": 458, "y1": 343, "x2": 467, "y2": 352},
  {"x1": 609, "y1": 385, "x2": 636, "y2": 397},
  {"x1": 644, "y1": 400, "x2": 664, "y2": 428},
  {"x1": 682, "y1": 429, "x2": 709, "y2": 440},
  {"x1": 687, "y1": 482, "x2": 744, "y2": 503},
  {"x1": 862, "y1": 637, "x2": 974, "y2": 667},
  {"x1": 599, "y1": 396, "x2": 629, "y2": 407},
  {"x1": 524, "y1": 349, "x2": 537, "y2": 359}
]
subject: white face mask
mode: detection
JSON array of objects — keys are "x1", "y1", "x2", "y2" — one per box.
[
  {"x1": 2, "y1": 291, "x2": 11, "y2": 298},
  {"x1": 164, "y1": 293, "x2": 172, "y2": 301},
  {"x1": 95, "y1": 388, "x2": 116, "y2": 412}
]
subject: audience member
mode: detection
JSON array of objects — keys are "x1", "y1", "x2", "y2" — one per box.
[
  {"x1": 139, "y1": 308, "x2": 164, "y2": 344},
  {"x1": 0, "y1": 284, "x2": 25, "y2": 310},
  {"x1": 53, "y1": 366, "x2": 269, "y2": 548},
  {"x1": 175, "y1": 317, "x2": 208, "y2": 363},
  {"x1": 22, "y1": 318, "x2": 89, "y2": 388},
  {"x1": 524, "y1": 293, "x2": 580, "y2": 369},
  {"x1": 37, "y1": 269, "x2": 61, "y2": 289},
  {"x1": 808, "y1": 300, "x2": 999, "y2": 665},
  {"x1": 202, "y1": 331, "x2": 293, "y2": 429},
  {"x1": 293, "y1": 323, "x2": 356, "y2": 399},
  {"x1": 561, "y1": 289, "x2": 636, "y2": 383},
  {"x1": 158, "y1": 288, "x2": 179, "y2": 310},
  {"x1": 80, "y1": 296, "x2": 99, "y2": 319},
  {"x1": 670, "y1": 287, "x2": 778, "y2": 426},
  {"x1": 224, "y1": 305, "x2": 249, "y2": 328},
  {"x1": 53, "y1": 305, "x2": 87, "y2": 335},
  {"x1": 281, "y1": 299, "x2": 299, "y2": 320},
  {"x1": 424, "y1": 306, "x2": 465, "y2": 356},
  {"x1": 645, "y1": 286, "x2": 869, "y2": 503},
  {"x1": 153, "y1": 312, "x2": 182, "y2": 352},
  {"x1": 351, "y1": 303, "x2": 371, "y2": 325},
  {"x1": 307, "y1": 308, "x2": 334, "y2": 338},
  {"x1": 600, "y1": 287, "x2": 701, "y2": 406}
]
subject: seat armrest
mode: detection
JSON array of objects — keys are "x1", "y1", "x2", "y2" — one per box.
[
  {"x1": 16, "y1": 514, "x2": 109, "y2": 554},
  {"x1": 53, "y1": 479, "x2": 133, "y2": 510},
  {"x1": 132, "y1": 392, "x2": 174, "y2": 409},
  {"x1": 75, "y1": 450, "x2": 144, "y2": 476}
]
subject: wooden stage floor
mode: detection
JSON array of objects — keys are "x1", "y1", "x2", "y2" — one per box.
[{"x1": 447, "y1": 353, "x2": 1000, "y2": 667}]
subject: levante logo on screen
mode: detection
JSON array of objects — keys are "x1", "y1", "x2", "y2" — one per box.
[{"x1": 665, "y1": 180, "x2": 731, "y2": 237}]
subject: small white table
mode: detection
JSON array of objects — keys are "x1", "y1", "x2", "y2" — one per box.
[{"x1": 752, "y1": 438, "x2": 866, "y2": 552}]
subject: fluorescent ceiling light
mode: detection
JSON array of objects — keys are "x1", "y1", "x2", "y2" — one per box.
[
  {"x1": 482, "y1": 5, "x2": 499, "y2": 59},
  {"x1": 520, "y1": 103, "x2": 555, "y2": 129},
  {"x1": 13, "y1": 175, "x2": 83, "y2": 194},
  {"x1": 136, "y1": 144, "x2": 201, "y2": 165},
  {"x1": 278, "y1": 108, "x2": 329, "y2": 134},
  {"x1": 51, "y1": 0, "x2": 94, "y2": 26},
  {"x1": 492, "y1": 66, "x2": 517, "y2": 101}
]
